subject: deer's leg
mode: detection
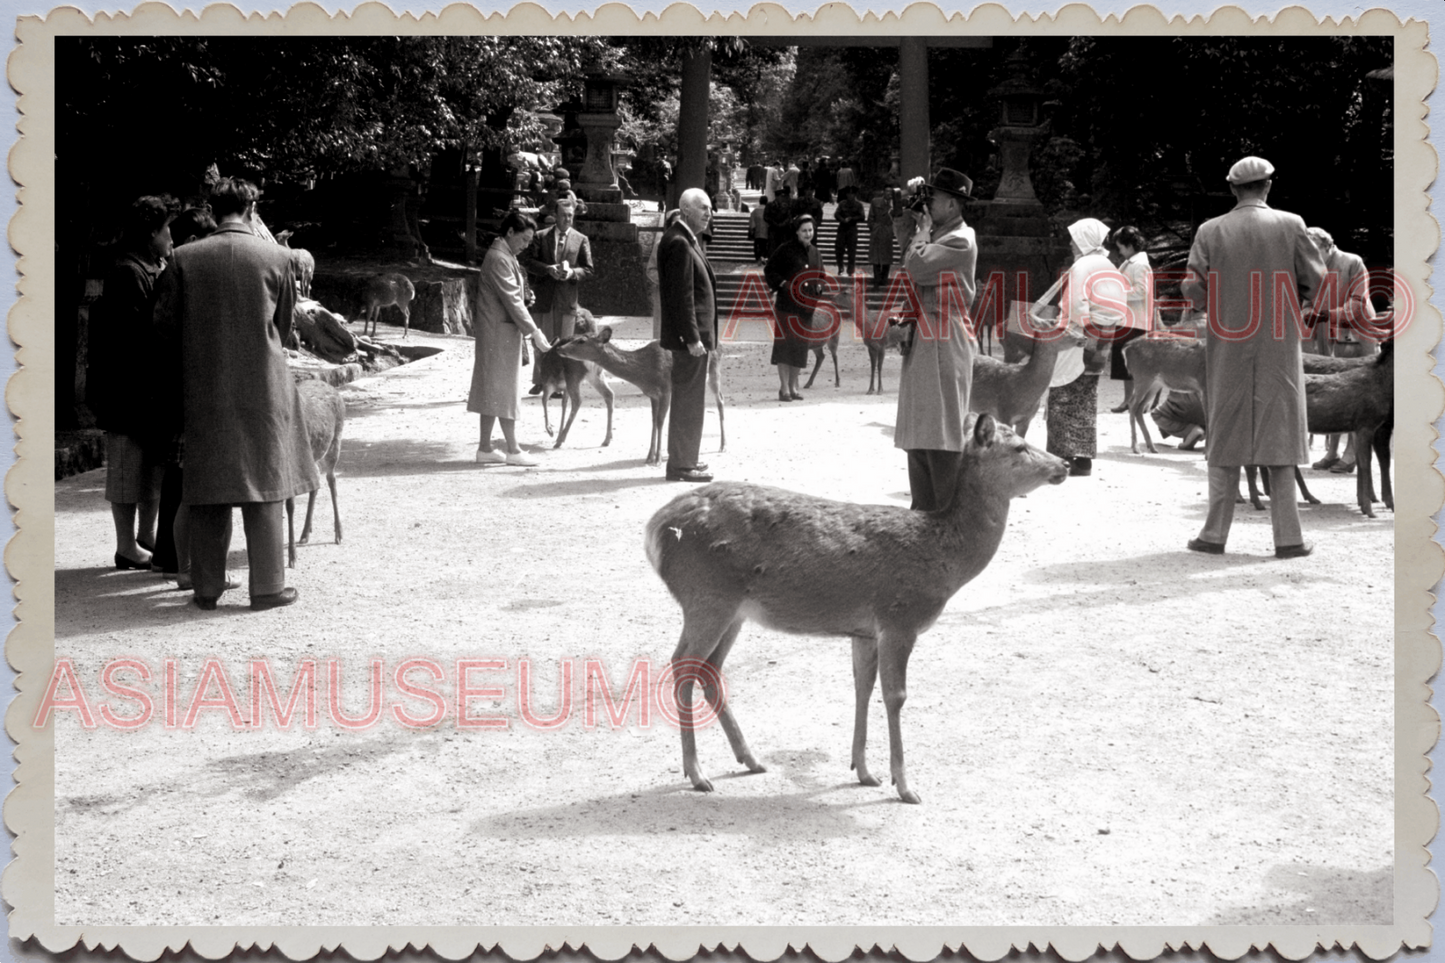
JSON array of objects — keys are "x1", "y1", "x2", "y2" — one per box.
[
  {"x1": 326, "y1": 466, "x2": 342, "y2": 543},
  {"x1": 285, "y1": 497, "x2": 296, "y2": 568},
  {"x1": 588, "y1": 371, "x2": 615, "y2": 448},
  {"x1": 1244, "y1": 466, "x2": 1267, "y2": 511},
  {"x1": 709, "y1": 357, "x2": 726, "y2": 453},
  {"x1": 647, "y1": 397, "x2": 664, "y2": 466},
  {"x1": 401, "y1": 305, "x2": 410, "y2": 339},
  {"x1": 850, "y1": 634, "x2": 881, "y2": 787},
  {"x1": 1375, "y1": 417, "x2": 1393, "y2": 510},
  {"x1": 301, "y1": 489, "x2": 319, "y2": 543},
  {"x1": 671, "y1": 607, "x2": 738, "y2": 793},
  {"x1": 1354, "y1": 428, "x2": 1376, "y2": 517},
  {"x1": 1294, "y1": 466, "x2": 1319, "y2": 506},
  {"x1": 877, "y1": 628, "x2": 920, "y2": 803},
  {"x1": 556, "y1": 376, "x2": 583, "y2": 448},
  {"x1": 705, "y1": 619, "x2": 764, "y2": 773},
  {"x1": 803, "y1": 349, "x2": 824, "y2": 389},
  {"x1": 831, "y1": 344, "x2": 840, "y2": 387},
  {"x1": 1128, "y1": 393, "x2": 1158, "y2": 455}
]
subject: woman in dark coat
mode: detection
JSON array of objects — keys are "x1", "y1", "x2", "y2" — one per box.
[
  {"x1": 765, "y1": 214, "x2": 824, "y2": 402},
  {"x1": 88, "y1": 194, "x2": 175, "y2": 569}
]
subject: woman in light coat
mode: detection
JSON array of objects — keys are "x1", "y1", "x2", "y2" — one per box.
[
  {"x1": 1042, "y1": 218, "x2": 1126, "y2": 477},
  {"x1": 1107, "y1": 225, "x2": 1159, "y2": 412},
  {"x1": 468, "y1": 210, "x2": 552, "y2": 466}
]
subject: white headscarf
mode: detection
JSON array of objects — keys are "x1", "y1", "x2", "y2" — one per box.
[{"x1": 1067, "y1": 218, "x2": 1111, "y2": 258}]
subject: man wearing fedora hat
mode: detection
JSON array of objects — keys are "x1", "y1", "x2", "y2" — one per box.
[
  {"x1": 890, "y1": 167, "x2": 979, "y2": 511},
  {"x1": 1182, "y1": 155, "x2": 1327, "y2": 559}
]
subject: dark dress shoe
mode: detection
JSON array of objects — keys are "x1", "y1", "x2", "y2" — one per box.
[
  {"x1": 778, "y1": 391, "x2": 794, "y2": 402},
  {"x1": 528, "y1": 385, "x2": 544, "y2": 396},
  {"x1": 692, "y1": 463, "x2": 709, "y2": 472},
  {"x1": 665, "y1": 468, "x2": 714, "y2": 483},
  {"x1": 1275, "y1": 542, "x2": 1314, "y2": 559},
  {"x1": 251, "y1": 587, "x2": 300, "y2": 611},
  {"x1": 790, "y1": 391, "x2": 803, "y2": 401},
  {"x1": 1068, "y1": 457, "x2": 1092, "y2": 477},
  {"x1": 1187, "y1": 538, "x2": 1226, "y2": 555},
  {"x1": 193, "y1": 595, "x2": 219, "y2": 611},
  {"x1": 114, "y1": 552, "x2": 152, "y2": 571}
]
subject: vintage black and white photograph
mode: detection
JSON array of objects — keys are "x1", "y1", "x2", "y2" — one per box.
[{"x1": 12, "y1": 5, "x2": 1435, "y2": 955}]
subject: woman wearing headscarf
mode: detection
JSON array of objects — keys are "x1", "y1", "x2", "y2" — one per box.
[
  {"x1": 764, "y1": 214, "x2": 825, "y2": 402},
  {"x1": 1040, "y1": 217, "x2": 1126, "y2": 476},
  {"x1": 468, "y1": 210, "x2": 553, "y2": 466},
  {"x1": 1107, "y1": 225, "x2": 1160, "y2": 413}
]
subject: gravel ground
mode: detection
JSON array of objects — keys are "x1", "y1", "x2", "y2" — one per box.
[{"x1": 51, "y1": 317, "x2": 1393, "y2": 927}]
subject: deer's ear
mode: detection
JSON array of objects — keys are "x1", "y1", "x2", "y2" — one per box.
[
  {"x1": 973, "y1": 413, "x2": 996, "y2": 446},
  {"x1": 599, "y1": 326, "x2": 614, "y2": 343}
]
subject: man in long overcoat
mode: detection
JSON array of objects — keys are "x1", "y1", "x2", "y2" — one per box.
[
  {"x1": 657, "y1": 188, "x2": 717, "y2": 483},
  {"x1": 154, "y1": 177, "x2": 318, "y2": 609},
  {"x1": 890, "y1": 169, "x2": 979, "y2": 511},
  {"x1": 1182, "y1": 156, "x2": 1327, "y2": 558}
]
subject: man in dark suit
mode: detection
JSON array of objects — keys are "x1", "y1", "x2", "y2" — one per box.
[
  {"x1": 656, "y1": 187, "x2": 717, "y2": 483},
  {"x1": 153, "y1": 178, "x2": 318, "y2": 610},
  {"x1": 521, "y1": 197, "x2": 594, "y2": 393}
]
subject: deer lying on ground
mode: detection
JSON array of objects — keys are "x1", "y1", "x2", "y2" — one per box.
[
  {"x1": 644, "y1": 413, "x2": 1068, "y2": 804},
  {"x1": 554, "y1": 326, "x2": 726, "y2": 465},
  {"x1": 287, "y1": 378, "x2": 345, "y2": 567},
  {"x1": 536, "y1": 309, "x2": 615, "y2": 450},
  {"x1": 359, "y1": 273, "x2": 416, "y2": 339},
  {"x1": 970, "y1": 308, "x2": 1087, "y2": 438},
  {"x1": 274, "y1": 229, "x2": 316, "y2": 299}
]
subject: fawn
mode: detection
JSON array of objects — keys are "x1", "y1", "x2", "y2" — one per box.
[
  {"x1": 554, "y1": 326, "x2": 726, "y2": 465},
  {"x1": 1120, "y1": 334, "x2": 1207, "y2": 455},
  {"x1": 360, "y1": 273, "x2": 416, "y2": 339},
  {"x1": 286, "y1": 378, "x2": 345, "y2": 567},
  {"x1": 858, "y1": 316, "x2": 913, "y2": 395},
  {"x1": 644, "y1": 413, "x2": 1068, "y2": 803},
  {"x1": 536, "y1": 310, "x2": 615, "y2": 450}
]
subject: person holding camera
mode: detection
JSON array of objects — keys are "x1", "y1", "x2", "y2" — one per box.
[{"x1": 890, "y1": 169, "x2": 979, "y2": 511}]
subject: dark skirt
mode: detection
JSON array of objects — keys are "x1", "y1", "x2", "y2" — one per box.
[
  {"x1": 1110, "y1": 327, "x2": 1147, "y2": 380},
  {"x1": 770, "y1": 310, "x2": 813, "y2": 369},
  {"x1": 1046, "y1": 374, "x2": 1099, "y2": 459}
]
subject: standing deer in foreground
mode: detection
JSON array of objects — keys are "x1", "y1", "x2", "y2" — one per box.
[
  {"x1": 554, "y1": 326, "x2": 726, "y2": 465},
  {"x1": 359, "y1": 273, "x2": 416, "y2": 339},
  {"x1": 645, "y1": 414, "x2": 1068, "y2": 804},
  {"x1": 286, "y1": 378, "x2": 345, "y2": 567}
]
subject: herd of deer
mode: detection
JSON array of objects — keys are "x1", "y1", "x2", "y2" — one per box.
[{"x1": 282, "y1": 294, "x2": 1392, "y2": 805}]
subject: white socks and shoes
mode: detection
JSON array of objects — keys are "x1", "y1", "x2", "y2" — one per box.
[
  {"x1": 475, "y1": 447, "x2": 507, "y2": 464},
  {"x1": 476, "y1": 446, "x2": 539, "y2": 467}
]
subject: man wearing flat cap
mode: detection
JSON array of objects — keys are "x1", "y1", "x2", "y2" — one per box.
[
  {"x1": 891, "y1": 168, "x2": 979, "y2": 511},
  {"x1": 1181, "y1": 155, "x2": 1327, "y2": 558}
]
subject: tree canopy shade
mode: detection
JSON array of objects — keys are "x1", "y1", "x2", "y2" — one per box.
[{"x1": 59, "y1": 36, "x2": 614, "y2": 192}]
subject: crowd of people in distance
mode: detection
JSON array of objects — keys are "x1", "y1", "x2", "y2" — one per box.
[{"x1": 83, "y1": 149, "x2": 1375, "y2": 615}]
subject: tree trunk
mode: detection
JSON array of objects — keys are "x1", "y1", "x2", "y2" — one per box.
[
  {"x1": 465, "y1": 152, "x2": 479, "y2": 263},
  {"x1": 674, "y1": 48, "x2": 712, "y2": 207}
]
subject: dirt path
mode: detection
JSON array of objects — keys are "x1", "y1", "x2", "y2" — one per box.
[{"x1": 52, "y1": 320, "x2": 1393, "y2": 926}]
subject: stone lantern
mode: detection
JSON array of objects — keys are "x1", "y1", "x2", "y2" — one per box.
[
  {"x1": 987, "y1": 47, "x2": 1047, "y2": 206},
  {"x1": 574, "y1": 72, "x2": 628, "y2": 204}
]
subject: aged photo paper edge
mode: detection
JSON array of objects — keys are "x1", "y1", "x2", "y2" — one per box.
[{"x1": 4, "y1": 3, "x2": 1439, "y2": 960}]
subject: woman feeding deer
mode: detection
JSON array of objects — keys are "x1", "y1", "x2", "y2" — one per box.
[{"x1": 468, "y1": 210, "x2": 553, "y2": 467}]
